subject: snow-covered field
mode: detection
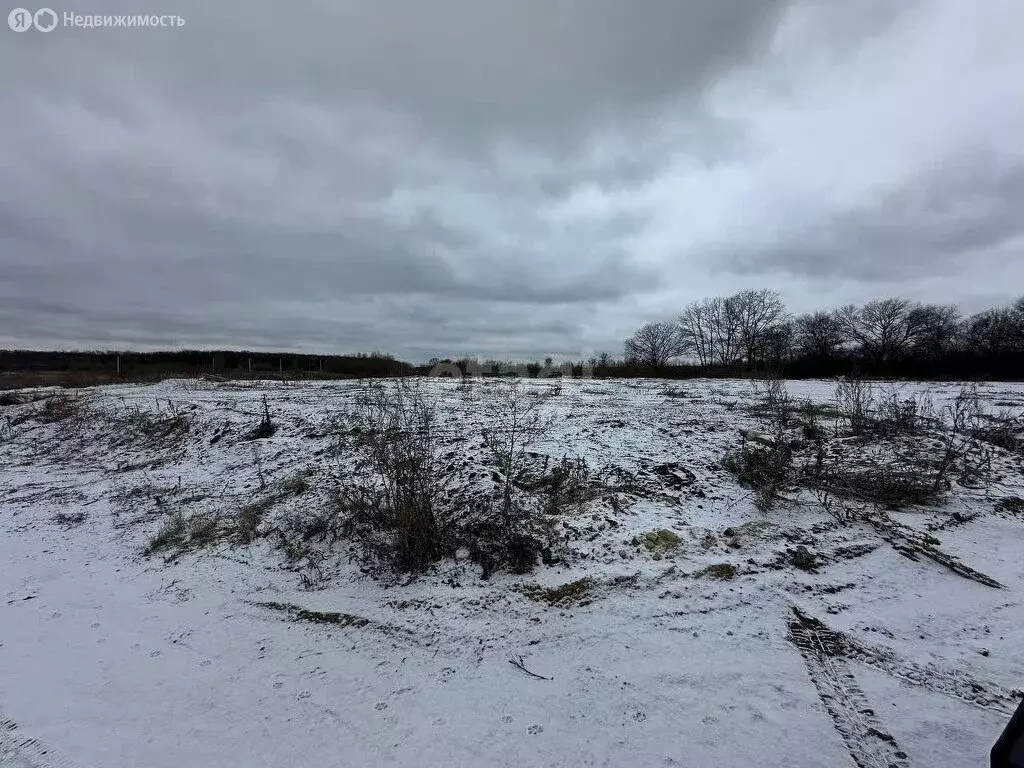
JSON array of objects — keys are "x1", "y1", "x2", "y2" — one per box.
[{"x1": 2, "y1": 377, "x2": 1023, "y2": 768}]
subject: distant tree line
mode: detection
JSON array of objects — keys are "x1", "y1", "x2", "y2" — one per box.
[
  {"x1": 4, "y1": 292, "x2": 1022, "y2": 386},
  {"x1": 0, "y1": 349, "x2": 411, "y2": 380},
  {"x1": 620, "y1": 290, "x2": 1024, "y2": 379}
]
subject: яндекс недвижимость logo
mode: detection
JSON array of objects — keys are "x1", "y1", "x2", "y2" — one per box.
[{"x1": 8, "y1": 7, "x2": 57, "y2": 31}]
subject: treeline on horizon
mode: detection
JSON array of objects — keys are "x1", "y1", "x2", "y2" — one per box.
[
  {"x1": 2, "y1": 292, "x2": 1023, "y2": 383},
  {"x1": 620, "y1": 291, "x2": 1024, "y2": 380},
  {"x1": 0, "y1": 350, "x2": 412, "y2": 380}
]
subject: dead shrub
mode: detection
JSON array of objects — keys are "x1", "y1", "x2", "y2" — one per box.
[
  {"x1": 236, "y1": 496, "x2": 276, "y2": 544},
  {"x1": 803, "y1": 386, "x2": 993, "y2": 513},
  {"x1": 873, "y1": 386, "x2": 935, "y2": 435},
  {"x1": 144, "y1": 510, "x2": 221, "y2": 556},
  {"x1": 932, "y1": 385, "x2": 994, "y2": 489},
  {"x1": 334, "y1": 380, "x2": 453, "y2": 573},
  {"x1": 662, "y1": 386, "x2": 691, "y2": 399},
  {"x1": 521, "y1": 455, "x2": 595, "y2": 515},
  {"x1": 121, "y1": 399, "x2": 191, "y2": 440},
  {"x1": 279, "y1": 469, "x2": 312, "y2": 495},
  {"x1": 804, "y1": 455, "x2": 940, "y2": 510},
  {"x1": 750, "y1": 375, "x2": 793, "y2": 425},
  {"x1": 244, "y1": 395, "x2": 277, "y2": 440},
  {"x1": 834, "y1": 376, "x2": 874, "y2": 434},
  {"x1": 970, "y1": 409, "x2": 1022, "y2": 453},
  {"x1": 474, "y1": 380, "x2": 558, "y2": 572},
  {"x1": 722, "y1": 435, "x2": 794, "y2": 513},
  {"x1": 36, "y1": 392, "x2": 84, "y2": 424}
]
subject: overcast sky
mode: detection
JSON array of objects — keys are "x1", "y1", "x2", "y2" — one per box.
[{"x1": 2, "y1": 0, "x2": 1022, "y2": 361}]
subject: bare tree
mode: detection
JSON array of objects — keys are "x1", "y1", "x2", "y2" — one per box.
[
  {"x1": 908, "y1": 303, "x2": 961, "y2": 359},
  {"x1": 481, "y1": 380, "x2": 553, "y2": 520},
  {"x1": 624, "y1": 321, "x2": 688, "y2": 368},
  {"x1": 710, "y1": 295, "x2": 744, "y2": 367},
  {"x1": 836, "y1": 298, "x2": 921, "y2": 362},
  {"x1": 730, "y1": 289, "x2": 788, "y2": 369},
  {"x1": 963, "y1": 308, "x2": 1021, "y2": 357},
  {"x1": 679, "y1": 299, "x2": 717, "y2": 367},
  {"x1": 761, "y1": 320, "x2": 795, "y2": 370},
  {"x1": 794, "y1": 311, "x2": 845, "y2": 359}
]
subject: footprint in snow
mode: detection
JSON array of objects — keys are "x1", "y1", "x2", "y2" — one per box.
[
  {"x1": 374, "y1": 702, "x2": 388, "y2": 711},
  {"x1": 527, "y1": 724, "x2": 543, "y2": 735},
  {"x1": 500, "y1": 715, "x2": 513, "y2": 724}
]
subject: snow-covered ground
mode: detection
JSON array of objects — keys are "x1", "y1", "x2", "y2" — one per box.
[{"x1": 1, "y1": 377, "x2": 1023, "y2": 768}]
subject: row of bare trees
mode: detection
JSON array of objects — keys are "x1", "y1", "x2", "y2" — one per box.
[{"x1": 624, "y1": 292, "x2": 1024, "y2": 376}]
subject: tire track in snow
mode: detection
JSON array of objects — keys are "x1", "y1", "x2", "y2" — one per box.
[
  {"x1": 787, "y1": 614, "x2": 910, "y2": 768},
  {"x1": 788, "y1": 609, "x2": 1020, "y2": 716}
]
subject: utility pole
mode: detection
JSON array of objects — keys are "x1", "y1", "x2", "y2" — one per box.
[
  {"x1": 116, "y1": 354, "x2": 121, "y2": 375},
  {"x1": 248, "y1": 357, "x2": 252, "y2": 374}
]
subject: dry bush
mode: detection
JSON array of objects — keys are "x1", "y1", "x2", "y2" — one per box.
[
  {"x1": 235, "y1": 496, "x2": 277, "y2": 544},
  {"x1": 473, "y1": 380, "x2": 559, "y2": 574},
  {"x1": 750, "y1": 374, "x2": 792, "y2": 421},
  {"x1": 280, "y1": 380, "x2": 570, "y2": 579},
  {"x1": 970, "y1": 408, "x2": 1022, "y2": 453},
  {"x1": 144, "y1": 510, "x2": 221, "y2": 556},
  {"x1": 796, "y1": 399, "x2": 828, "y2": 441},
  {"x1": 278, "y1": 469, "x2": 312, "y2": 495},
  {"x1": 722, "y1": 433, "x2": 794, "y2": 513},
  {"x1": 834, "y1": 376, "x2": 875, "y2": 434},
  {"x1": 333, "y1": 380, "x2": 454, "y2": 573},
  {"x1": 802, "y1": 451, "x2": 941, "y2": 511},
  {"x1": 662, "y1": 386, "x2": 692, "y2": 399},
  {"x1": 482, "y1": 380, "x2": 554, "y2": 514},
  {"x1": 121, "y1": 399, "x2": 191, "y2": 440},
  {"x1": 36, "y1": 392, "x2": 85, "y2": 424},
  {"x1": 244, "y1": 395, "x2": 276, "y2": 440},
  {"x1": 520, "y1": 455, "x2": 596, "y2": 515},
  {"x1": 804, "y1": 386, "x2": 998, "y2": 516},
  {"x1": 873, "y1": 385, "x2": 935, "y2": 435},
  {"x1": 930, "y1": 385, "x2": 995, "y2": 488}
]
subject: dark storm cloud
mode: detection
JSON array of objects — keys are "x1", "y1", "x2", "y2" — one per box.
[
  {"x1": 720, "y1": 156, "x2": 1024, "y2": 283},
  {"x1": 1, "y1": 0, "x2": 1022, "y2": 359}
]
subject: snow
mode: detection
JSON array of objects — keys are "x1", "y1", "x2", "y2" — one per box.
[{"x1": 1, "y1": 377, "x2": 1023, "y2": 767}]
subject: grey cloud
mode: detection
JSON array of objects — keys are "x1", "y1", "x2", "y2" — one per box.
[
  {"x1": 720, "y1": 155, "x2": 1024, "y2": 283},
  {"x1": 1, "y1": 0, "x2": 1022, "y2": 360}
]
